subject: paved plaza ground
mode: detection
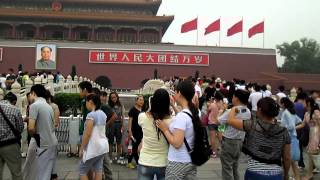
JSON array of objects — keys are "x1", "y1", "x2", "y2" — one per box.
[{"x1": 3, "y1": 153, "x2": 319, "y2": 180}]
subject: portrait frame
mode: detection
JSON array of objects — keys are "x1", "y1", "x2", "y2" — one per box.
[{"x1": 35, "y1": 44, "x2": 57, "y2": 70}]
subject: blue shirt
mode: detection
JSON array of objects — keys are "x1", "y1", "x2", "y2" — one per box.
[
  {"x1": 280, "y1": 109, "x2": 301, "y2": 137},
  {"x1": 86, "y1": 110, "x2": 107, "y2": 126},
  {"x1": 294, "y1": 102, "x2": 305, "y2": 120}
]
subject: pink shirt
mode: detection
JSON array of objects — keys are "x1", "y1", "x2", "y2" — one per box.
[{"x1": 208, "y1": 103, "x2": 219, "y2": 125}]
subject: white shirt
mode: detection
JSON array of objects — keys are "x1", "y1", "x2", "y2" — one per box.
[
  {"x1": 194, "y1": 84, "x2": 202, "y2": 97},
  {"x1": 0, "y1": 77, "x2": 6, "y2": 89},
  {"x1": 249, "y1": 91, "x2": 264, "y2": 111},
  {"x1": 238, "y1": 85, "x2": 246, "y2": 90},
  {"x1": 168, "y1": 109, "x2": 194, "y2": 163},
  {"x1": 264, "y1": 90, "x2": 272, "y2": 97},
  {"x1": 276, "y1": 92, "x2": 287, "y2": 100}
]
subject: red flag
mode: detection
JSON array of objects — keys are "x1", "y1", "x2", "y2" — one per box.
[
  {"x1": 227, "y1": 20, "x2": 243, "y2": 36},
  {"x1": 248, "y1": 21, "x2": 264, "y2": 38},
  {"x1": 205, "y1": 19, "x2": 220, "y2": 35},
  {"x1": 181, "y1": 18, "x2": 198, "y2": 33}
]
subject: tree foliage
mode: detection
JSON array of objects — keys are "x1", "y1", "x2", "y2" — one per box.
[
  {"x1": 277, "y1": 38, "x2": 320, "y2": 73},
  {"x1": 95, "y1": 75, "x2": 112, "y2": 89}
]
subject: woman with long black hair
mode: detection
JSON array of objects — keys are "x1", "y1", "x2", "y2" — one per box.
[
  {"x1": 127, "y1": 95, "x2": 144, "y2": 169},
  {"x1": 108, "y1": 92, "x2": 124, "y2": 163},
  {"x1": 156, "y1": 80, "x2": 202, "y2": 180},
  {"x1": 280, "y1": 97, "x2": 302, "y2": 180},
  {"x1": 137, "y1": 89, "x2": 172, "y2": 179}
]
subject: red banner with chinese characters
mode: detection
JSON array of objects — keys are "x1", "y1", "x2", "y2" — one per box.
[{"x1": 89, "y1": 50, "x2": 209, "y2": 66}]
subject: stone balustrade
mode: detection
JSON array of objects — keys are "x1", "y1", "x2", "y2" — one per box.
[{"x1": 0, "y1": 74, "x2": 144, "y2": 116}]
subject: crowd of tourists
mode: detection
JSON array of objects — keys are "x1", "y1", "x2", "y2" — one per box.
[{"x1": 0, "y1": 70, "x2": 320, "y2": 180}]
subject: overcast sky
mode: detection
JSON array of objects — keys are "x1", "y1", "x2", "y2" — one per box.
[{"x1": 157, "y1": 0, "x2": 320, "y2": 66}]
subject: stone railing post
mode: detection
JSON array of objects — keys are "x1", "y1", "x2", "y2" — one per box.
[
  {"x1": 42, "y1": 76, "x2": 48, "y2": 86},
  {"x1": 34, "y1": 76, "x2": 42, "y2": 85},
  {"x1": 66, "y1": 75, "x2": 72, "y2": 93},
  {"x1": 25, "y1": 79, "x2": 33, "y2": 93},
  {"x1": 72, "y1": 75, "x2": 78, "y2": 93},
  {"x1": 59, "y1": 75, "x2": 65, "y2": 93},
  {"x1": 47, "y1": 74, "x2": 55, "y2": 96}
]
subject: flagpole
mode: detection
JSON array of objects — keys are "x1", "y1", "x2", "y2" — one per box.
[
  {"x1": 219, "y1": 16, "x2": 221, "y2": 46},
  {"x1": 196, "y1": 16, "x2": 199, "y2": 45},
  {"x1": 263, "y1": 19, "x2": 265, "y2": 48},
  {"x1": 241, "y1": 17, "x2": 243, "y2": 47}
]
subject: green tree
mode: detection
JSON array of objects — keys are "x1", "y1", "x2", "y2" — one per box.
[{"x1": 277, "y1": 38, "x2": 320, "y2": 73}]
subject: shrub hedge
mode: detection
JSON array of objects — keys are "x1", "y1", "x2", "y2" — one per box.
[{"x1": 54, "y1": 93, "x2": 81, "y2": 116}]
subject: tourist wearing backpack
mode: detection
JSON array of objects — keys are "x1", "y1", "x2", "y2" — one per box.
[
  {"x1": 156, "y1": 80, "x2": 201, "y2": 180},
  {"x1": 228, "y1": 97, "x2": 291, "y2": 180},
  {"x1": 218, "y1": 90, "x2": 251, "y2": 180}
]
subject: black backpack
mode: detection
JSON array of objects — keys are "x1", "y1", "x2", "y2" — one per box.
[{"x1": 183, "y1": 112, "x2": 212, "y2": 166}]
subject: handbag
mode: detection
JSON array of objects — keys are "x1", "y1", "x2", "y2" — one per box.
[{"x1": 0, "y1": 105, "x2": 22, "y2": 146}]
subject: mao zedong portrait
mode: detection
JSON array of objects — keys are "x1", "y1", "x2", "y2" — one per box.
[{"x1": 36, "y1": 46, "x2": 56, "y2": 70}]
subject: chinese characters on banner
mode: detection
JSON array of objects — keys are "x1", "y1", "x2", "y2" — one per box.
[{"x1": 89, "y1": 50, "x2": 209, "y2": 66}]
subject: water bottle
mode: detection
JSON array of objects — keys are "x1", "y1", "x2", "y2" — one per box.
[
  {"x1": 131, "y1": 136, "x2": 136, "y2": 143},
  {"x1": 128, "y1": 141, "x2": 132, "y2": 155}
]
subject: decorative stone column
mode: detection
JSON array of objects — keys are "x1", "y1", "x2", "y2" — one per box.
[
  {"x1": 79, "y1": 76, "x2": 83, "y2": 82},
  {"x1": 68, "y1": 25, "x2": 73, "y2": 40},
  {"x1": 34, "y1": 76, "x2": 42, "y2": 85},
  {"x1": 66, "y1": 75, "x2": 72, "y2": 93},
  {"x1": 42, "y1": 76, "x2": 48, "y2": 85},
  {"x1": 59, "y1": 75, "x2": 65, "y2": 93},
  {"x1": 74, "y1": 75, "x2": 78, "y2": 82},
  {"x1": 11, "y1": 24, "x2": 16, "y2": 39},
  {"x1": 158, "y1": 27, "x2": 163, "y2": 43},
  {"x1": 25, "y1": 79, "x2": 33, "y2": 93},
  {"x1": 47, "y1": 74, "x2": 55, "y2": 95},
  {"x1": 67, "y1": 75, "x2": 72, "y2": 83}
]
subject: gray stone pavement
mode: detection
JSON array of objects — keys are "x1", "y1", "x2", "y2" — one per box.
[{"x1": 3, "y1": 153, "x2": 319, "y2": 180}]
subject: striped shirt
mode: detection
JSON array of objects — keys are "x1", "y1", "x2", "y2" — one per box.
[
  {"x1": 247, "y1": 156, "x2": 283, "y2": 175},
  {"x1": 218, "y1": 105, "x2": 251, "y2": 140}
]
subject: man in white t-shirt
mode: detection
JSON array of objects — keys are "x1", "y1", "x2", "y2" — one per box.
[
  {"x1": 192, "y1": 78, "x2": 202, "y2": 97},
  {"x1": 249, "y1": 85, "x2": 264, "y2": 120}
]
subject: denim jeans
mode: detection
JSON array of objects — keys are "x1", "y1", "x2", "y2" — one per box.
[
  {"x1": 137, "y1": 164, "x2": 166, "y2": 180},
  {"x1": 244, "y1": 170, "x2": 283, "y2": 180}
]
